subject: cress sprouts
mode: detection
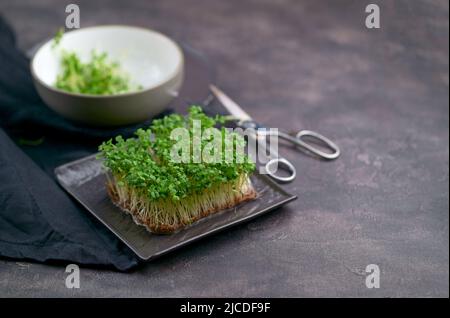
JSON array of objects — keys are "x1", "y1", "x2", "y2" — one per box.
[
  {"x1": 98, "y1": 106, "x2": 257, "y2": 233},
  {"x1": 52, "y1": 28, "x2": 141, "y2": 95}
]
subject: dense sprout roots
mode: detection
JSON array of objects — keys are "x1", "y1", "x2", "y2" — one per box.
[{"x1": 107, "y1": 173, "x2": 257, "y2": 234}]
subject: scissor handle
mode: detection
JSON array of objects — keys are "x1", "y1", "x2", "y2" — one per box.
[
  {"x1": 274, "y1": 130, "x2": 340, "y2": 160},
  {"x1": 295, "y1": 130, "x2": 340, "y2": 160},
  {"x1": 264, "y1": 157, "x2": 297, "y2": 183}
]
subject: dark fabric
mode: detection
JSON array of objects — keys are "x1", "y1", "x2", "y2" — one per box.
[
  {"x1": 0, "y1": 129, "x2": 139, "y2": 270},
  {"x1": 0, "y1": 17, "x2": 146, "y2": 270}
]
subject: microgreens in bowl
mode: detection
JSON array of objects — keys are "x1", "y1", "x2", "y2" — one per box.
[{"x1": 52, "y1": 29, "x2": 141, "y2": 95}]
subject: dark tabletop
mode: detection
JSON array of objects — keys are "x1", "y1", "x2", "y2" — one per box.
[{"x1": 0, "y1": 0, "x2": 448, "y2": 297}]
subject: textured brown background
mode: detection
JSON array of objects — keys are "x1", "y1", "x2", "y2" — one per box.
[{"x1": 0, "y1": 0, "x2": 448, "y2": 297}]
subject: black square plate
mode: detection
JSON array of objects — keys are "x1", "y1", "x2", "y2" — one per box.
[{"x1": 55, "y1": 154, "x2": 297, "y2": 260}]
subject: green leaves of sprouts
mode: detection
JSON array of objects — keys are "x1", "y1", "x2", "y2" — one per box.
[
  {"x1": 52, "y1": 27, "x2": 141, "y2": 95},
  {"x1": 55, "y1": 51, "x2": 138, "y2": 95},
  {"x1": 99, "y1": 106, "x2": 255, "y2": 202},
  {"x1": 52, "y1": 28, "x2": 64, "y2": 48}
]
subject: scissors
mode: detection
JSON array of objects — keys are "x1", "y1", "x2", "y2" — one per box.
[{"x1": 209, "y1": 85, "x2": 341, "y2": 183}]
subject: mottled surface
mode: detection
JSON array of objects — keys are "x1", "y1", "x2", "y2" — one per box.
[{"x1": 0, "y1": 0, "x2": 448, "y2": 297}]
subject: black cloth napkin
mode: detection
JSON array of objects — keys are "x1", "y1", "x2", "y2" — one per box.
[
  {"x1": 0, "y1": 17, "x2": 154, "y2": 270},
  {"x1": 0, "y1": 129, "x2": 139, "y2": 270}
]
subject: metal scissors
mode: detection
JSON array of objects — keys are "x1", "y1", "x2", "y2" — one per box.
[{"x1": 209, "y1": 85, "x2": 341, "y2": 183}]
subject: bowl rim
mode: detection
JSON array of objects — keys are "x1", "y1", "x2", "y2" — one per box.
[{"x1": 30, "y1": 24, "x2": 184, "y2": 99}]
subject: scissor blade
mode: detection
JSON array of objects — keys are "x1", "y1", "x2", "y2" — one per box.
[{"x1": 209, "y1": 85, "x2": 253, "y2": 122}]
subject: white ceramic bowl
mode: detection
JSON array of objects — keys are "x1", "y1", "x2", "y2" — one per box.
[{"x1": 31, "y1": 25, "x2": 184, "y2": 126}]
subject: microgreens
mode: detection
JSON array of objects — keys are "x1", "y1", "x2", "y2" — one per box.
[
  {"x1": 99, "y1": 106, "x2": 255, "y2": 202},
  {"x1": 98, "y1": 106, "x2": 256, "y2": 233},
  {"x1": 52, "y1": 28, "x2": 141, "y2": 95},
  {"x1": 52, "y1": 28, "x2": 64, "y2": 48}
]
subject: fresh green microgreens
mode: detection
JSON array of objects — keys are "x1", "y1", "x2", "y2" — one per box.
[
  {"x1": 52, "y1": 28, "x2": 64, "y2": 48},
  {"x1": 98, "y1": 106, "x2": 256, "y2": 202},
  {"x1": 54, "y1": 50, "x2": 138, "y2": 95},
  {"x1": 51, "y1": 28, "x2": 140, "y2": 95}
]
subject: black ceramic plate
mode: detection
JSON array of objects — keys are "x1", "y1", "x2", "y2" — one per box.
[{"x1": 55, "y1": 155, "x2": 297, "y2": 260}]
